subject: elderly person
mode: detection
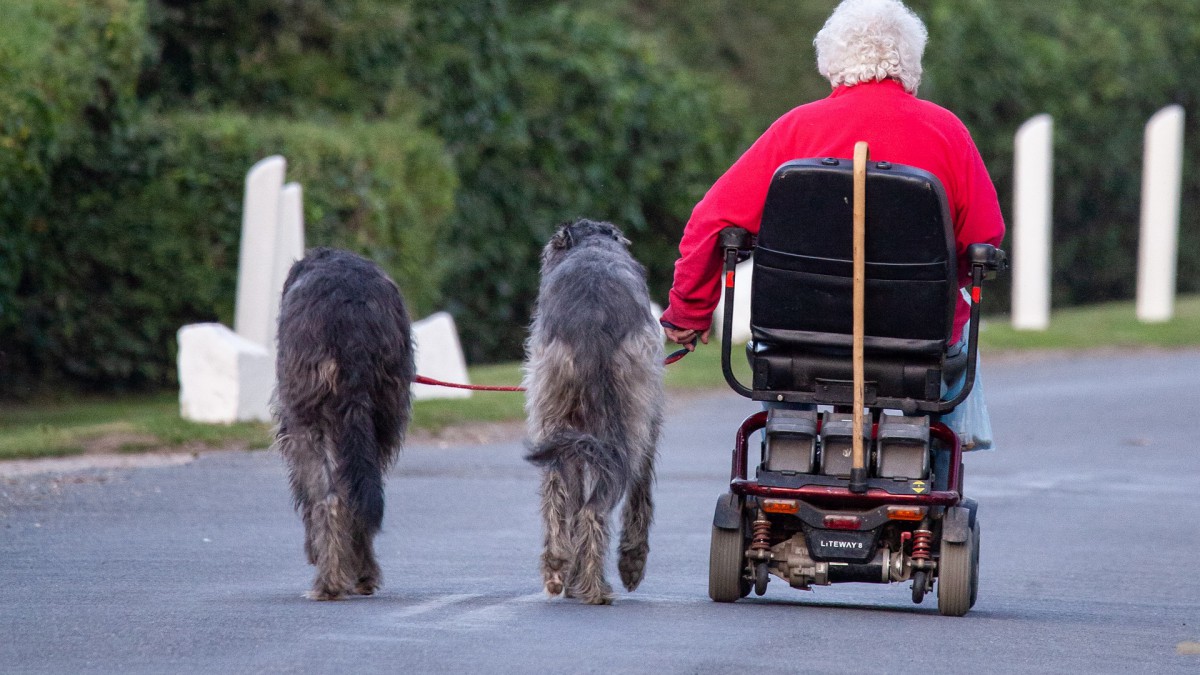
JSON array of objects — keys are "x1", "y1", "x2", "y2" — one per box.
[{"x1": 660, "y1": 0, "x2": 1006, "y2": 353}]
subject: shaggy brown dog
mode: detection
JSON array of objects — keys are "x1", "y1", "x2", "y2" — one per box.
[{"x1": 273, "y1": 248, "x2": 414, "y2": 600}]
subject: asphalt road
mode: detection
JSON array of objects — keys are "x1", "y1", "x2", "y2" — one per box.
[{"x1": 2, "y1": 349, "x2": 1198, "y2": 674}]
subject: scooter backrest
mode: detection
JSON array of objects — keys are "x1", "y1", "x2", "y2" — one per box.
[{"x1": 750, "y1": 158, "x2": 957, "y2": 356}]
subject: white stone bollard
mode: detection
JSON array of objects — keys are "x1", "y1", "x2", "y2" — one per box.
[
  {"x1": 411, "y1": 312, "x2": 472, "y2": 400},
  {"x1": 177, "y1": 323, "x2": 273, "y2": 424},
  {"x1": 1012, "y1": 114, "x2": 1054, "y2": 331},
  {"x1": 712, "y1": 259, "x2": 754, "y2": 343},
  {"x1": 181, "y1": 158, "x2": 302, "y2": 424},
  {"x1": 1136, "y1": 105, "x2": 1185, "y2": 323},
  {"x1": 266, "y1": 182, "x2": 306, "y2": 356},
  {"x1": 234, "y1": 155, "x2": 287, "y2": 347}
]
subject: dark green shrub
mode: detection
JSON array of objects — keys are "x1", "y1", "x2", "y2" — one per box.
[
  {"x1": 0, "y1": 0, "x2": 148, "y2": 396},
  {"x1": 917, "y1": 0, "x2": 1200, "y2": 308},
  {"x1": 140, "y1": 0, "x2": 417, "y2": 117},
  {"x1": 407, "y1": 1, "x2": 743, "y2": 361},
  {"x1": 6, "y1": 111, "x2": 454, "y2": 396},
  {"x1": 588, "y1": 0, "x2": 1200, "y2": 311}
]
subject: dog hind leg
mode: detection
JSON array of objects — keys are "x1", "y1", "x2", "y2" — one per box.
[
  {"x1": 352, "y1": 524, "x2": 382, "y2": 595},
  {"x1": 559, "y1": 460, "x2": 585, "y2": 598},
  {"x1": 306, "y1": 431, "x2": 357, "y2": 601},
  {"x1": 529, "y1": 430, "x2": 625, "y2": 603},
  {"x1": 280, "y1": 427, "x2": 353, "y2": 599},
  {"x1": 571, "y1": 492, "x2": 614, "y2": 605},
  {"x1": 618, "y1": 446, "x2": 657, "y2": 592},
  {"x1": 538, "y1": 465, "x2": 576, "y2": 597}
]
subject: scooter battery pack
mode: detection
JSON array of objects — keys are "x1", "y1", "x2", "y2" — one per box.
[
  {"x1": 763, "y1": 408, "x2": 817, "y2": 473},
  {"x1": 819, "y1": 413, "x2": 869, "y2": 478},
  {"x1": 875, "y1": 413, "x2": 930, "y2": 480}
]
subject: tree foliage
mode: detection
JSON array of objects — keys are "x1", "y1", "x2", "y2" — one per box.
[
  {"x1": 4, "y1": 0, "x2": 1200, "y2": 396},
  {"x1": 599, "y1": 0, "x2": 1200, "y2": 309},
  {"x1": 139, "y1": 0, "x2": 417, "y2": 117},
  {"x1": 0, "y1": 0, "x2": 149, "y2": 395},
  {"x1": 0, "y1": 0, "x2": 454, "y2": 397},
  {"x1": 916, "y1": 0, "x2": 1200, "y2": 306},
  {"x1": 405, "y1": 0, "x2": 741, "y2": 360}
]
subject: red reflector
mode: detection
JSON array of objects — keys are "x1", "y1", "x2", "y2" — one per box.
[
  {"x1": 725, "y1": 271, "x2": 735, "y2": 288},
  {"x1": 823, "y1": 515, "x2": 862, "y2": 530},
  {"x1": 971, "y1": 286, "x2": 982, "y2": 303}
]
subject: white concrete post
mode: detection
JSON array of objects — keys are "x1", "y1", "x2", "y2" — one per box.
[
  {"x1": 177, "y1": 323, "x2": 273, "y2": 423},
  {"x1": 266, "y1": 182, "x2": 306, "y2": 356},
  {"x1": 711, "y1": 259, "x2": 753, "y2": 343},
  {"x1": 411, "y1": 312, "x2": 472, "y2": 400},
  {"x1": 233, "y1": 155, "x2": 286, "y2": 347},
  {"x1": 1136, "y1": 105, "x2": 1185, "y2": 323},
  {"x1": 1012, "y1": 114, "x2": 1054, "y2": 331}
]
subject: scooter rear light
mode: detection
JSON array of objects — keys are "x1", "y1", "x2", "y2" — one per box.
[
  {"x1": 823, "y1": 515, "x2": 862, "y2": 530},
  {"x1": 761, "y1": 498, "x2": 799, "y2": 514},
  {"x1": 886, "y1": 506, "x2": 928, "y2": 521}
]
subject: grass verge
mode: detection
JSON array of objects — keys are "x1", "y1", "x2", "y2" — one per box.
[
  {"x1": 0, "y1": 394, "x2": 271, "y2": 461},
  {"x1": 2, "y1": 295, "x2": 1197, "y2": 462},
  {"x1": 975, "y1": 294, "x2": 1200, "y2": 351}
]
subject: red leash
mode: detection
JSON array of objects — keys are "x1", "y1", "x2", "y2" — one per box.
[
  {"x1": 414, "y1": 342, "x2": 696, "y2": 393},
  {"x1": 413, "y1": 375, "x2": 525, "y2": 392},
  {"x1": 663, "y1": 345, "x2": 693, "y2": 365}
]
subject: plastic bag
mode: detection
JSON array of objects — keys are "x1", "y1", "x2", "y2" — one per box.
[{"x1": 941, "y1": 354, "x2": 994, "y2": 451}]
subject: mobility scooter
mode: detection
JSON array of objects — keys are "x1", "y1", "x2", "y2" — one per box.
[{"x1": 707, "y1": 143, "x2": 1006, "y2": 616}]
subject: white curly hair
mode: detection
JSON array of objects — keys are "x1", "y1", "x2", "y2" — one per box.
[{"x1": 814, "y1": 0, "x2": 928, "y2": 94}]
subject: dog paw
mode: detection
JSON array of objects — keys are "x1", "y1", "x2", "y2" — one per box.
[
  {"x1": 544, "y1": 572, "x2": 565, "y2": 597},
  {"x1": 618, "y1": 561, "x2": 645, "y2": 592},
  {"x1": 304, "y1": 588, "x2": 346, "y2": 601},
  {"x1": 573, "y1": 578, "x2": 613, "y2": 605},
  {"x1": 355, "y1": 578, "x2": 379, "y2": 596},
  {"x1": 579, "y1": 590, "x2": 614, "y2": 606},
  {"x1": 618, "y1": 548, "x2": 648, "y2": 591}
]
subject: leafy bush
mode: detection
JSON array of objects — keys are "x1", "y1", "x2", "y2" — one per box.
[
  {"x1": 616, "y1": 0, "x2": 1200, "y2": 311},
  {"x1": 16, "y1": 0, "x2": 1199, "y2": 399},
  {"x1": 5, "y1": 111, "x2": 453, "y2": 396},
  {"x1": 140, "y1": 0, "x2": 417, "y2": 117},
  {"x1": 407, "y1": 1, "x2": 743, "y2": 361},
  {"x1": 916, "y1": 0, "x2": 1200, "y2": 308},
  {"x1": 0, "y1": 0, "x2": 149, "y2": 396}
]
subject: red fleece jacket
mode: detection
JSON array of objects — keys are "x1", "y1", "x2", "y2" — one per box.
[{"x1": 661, "y1": 78, "x2": 1006, "y2": 344}]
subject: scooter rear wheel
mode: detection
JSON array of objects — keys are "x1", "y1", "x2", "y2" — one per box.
[
  {"x1": 937, "y1": 519, "x2": 980, "y2": 616},
  {"x1": 709, "y1": 499, "x2": 750, "y2": 602}
]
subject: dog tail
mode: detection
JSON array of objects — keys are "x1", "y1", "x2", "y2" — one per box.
[
  {"x1": 335, "y1": 398, "x2": 387, "y2": 534},
  {"x1": 526, "y1": 430, "x2": 629, "y2": 510}
]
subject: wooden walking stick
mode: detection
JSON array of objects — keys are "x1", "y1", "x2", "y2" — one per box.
[{"x1": 850, "y1": 141, "x2": 870, "y2": 493}]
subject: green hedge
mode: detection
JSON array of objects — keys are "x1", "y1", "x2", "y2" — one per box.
[
  {"x1": 607, "y1": 0, "x2": 1200, "y2": 312},
  {"x1": 914, "y1": 0, "x2": 1200, "y2": 309},
  {"x1": 3, "y1": 0, "x2": 748, "y2": 395},
  {"x1": 4, "y1": 110, "x2": 454, "y2": 397},
  {"x1": 407, "y1": 1, "x2": 743, "y2": 361},
  {"x1": 0, "y1": 0, "x2": 149, "y2": 396},
  {"x1": 156, "y1": 112, "x2": 457, "y2": 319},
  {"x1": 141, "y1": 0, "x2": 418, "y2": 118}
]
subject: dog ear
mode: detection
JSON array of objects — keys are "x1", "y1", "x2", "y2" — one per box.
[
  {"x1": 550, "y1": 225, "x2": 574, "y2": 250},
  {"x1": 602, "y1": 223, "x2": 630, "y2": 247}
]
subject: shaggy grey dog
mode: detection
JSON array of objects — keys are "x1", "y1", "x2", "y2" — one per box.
[
  {"x1": 523, "y1": 219, "x2": 665, "y2": 605},
  {"x1": 273, "y1": 247, "x2": 415, "y2": 600}
]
